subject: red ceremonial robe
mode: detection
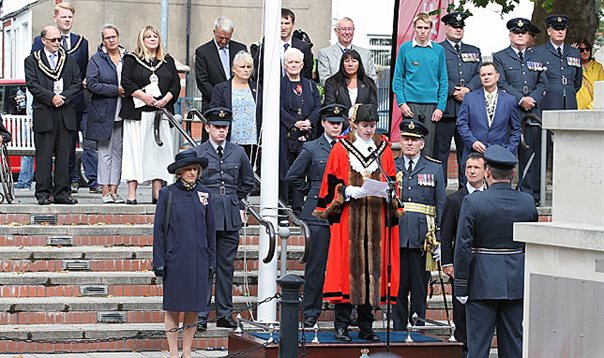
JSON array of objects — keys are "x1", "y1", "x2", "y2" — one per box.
[{"x1": 313, "y1": 132, "x2": 403, "y2": 306}]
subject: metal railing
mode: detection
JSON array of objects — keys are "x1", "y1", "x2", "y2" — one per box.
[{"x1": 154, "y1": 108, "x2": 277, "y2": 263}]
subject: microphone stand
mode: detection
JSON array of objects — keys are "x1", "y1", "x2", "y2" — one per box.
[{"x1": 368, "y1": 148, "x2": 403, "y2": 352}]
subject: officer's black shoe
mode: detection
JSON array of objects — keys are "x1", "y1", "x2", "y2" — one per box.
[
  {"x1": 197, "y1": 322, "x2": 207, "y2": 332},
  {"x1": 216, "y1": 316, "x2": 238, "y2": 329},
  {"x1": 334, "y1": 327, "x2": 352, "y2": 342},
  {"x1": 358, "y1": 329, "x2": 380, "y2": 341}
]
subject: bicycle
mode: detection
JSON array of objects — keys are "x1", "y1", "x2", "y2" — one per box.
[{"x1": 0, "y1": 142, "x2": 15, "y2": 204}]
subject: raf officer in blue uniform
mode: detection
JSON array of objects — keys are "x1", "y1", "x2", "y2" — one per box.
[
  {"x1": 436, "y1": 12, "x2": 482, "y2": 188},
  {"x1": 189, "y1": 107, "x2": 255, "y2": 330},
  {"x1": 286, "y1": 104, "x2": 345, "y2": 327},
  {"x1": 535, "y1": 14, "x2": 581, "y2": 111},
  {"x1": 454, "y1": 145, "x2": 538, "y2": 358},
  {"x1": 393, "y1": 119, "x2": 446, "y2": 330},
  {"x1": 493, "y1": 18, "x2": 549, "y2": 205}
]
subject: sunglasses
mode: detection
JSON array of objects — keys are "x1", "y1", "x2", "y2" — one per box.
[
  {"x1": 578, "y1": 48, "x2": 591, "y2": 53},
  {"x1": 44, "y1": 37, "x2": 61, "y2": 43}
]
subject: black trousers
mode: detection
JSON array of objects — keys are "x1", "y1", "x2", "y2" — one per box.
[
  {"x1": 449, "y1": 277, "x2": 468, "y2": 354},
  {"x1": 334, "y1": 302, "x2": 374, "y2": 331},
  {"x1": 393, "y1": 248, "x2": 429, "y2": 330},
  {"x1": 303, "y1": 224, "x2": 330, "y2": 321},
  {"x1": 518, "y1": 125, "x2": 542, "y2": 203},
  {"x1": 199, "y1": 230, "x2": 239, "y2": 320},
  {"x1": 34, "y1": 115, "x2": 74, "y2": 201},
  {"x1": 68, "y1": 111, "x2": 83, "y2": 184},
  {"x1": 434, "y1": 117, "x2": 465, "y2": 188}
]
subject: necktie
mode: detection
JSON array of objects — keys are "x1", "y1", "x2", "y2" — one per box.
[
  {"x1": 518, "y1": 51, "x2": 524, "y2": 62},
  {"x1": 342, "y1": 47, "x2": 350, "y2": 54},
  {"x1": 61, "y1": 35, "x2": 69, "y2": 50},
  {"x1": 217, "y1": 145, "x2": 223, "y2": 158},
  {"x1": 557, "y1": 47, "x2": 563, "y2": 58},
  {"x1": 330, "y1": 140, "x2": 336, "y2": 147},
  {"x1": 284, "y1": 43, "x2": 290, "y2": 52},
  {"x1": 48, "y1": 53, "x2": 56, "y2": 69},
  {"x1": 219, "y1": 47, "x2": 230, "y2": 79},
  {"x1": 454, "y1": 43, "x2": 460, "y2": 54},
  {"x1": 407, "y1": 160, "x2": 413, "y2": 174}
]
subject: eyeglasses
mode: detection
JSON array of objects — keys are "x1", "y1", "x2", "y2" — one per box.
[
  {"x1": 337, "y1": 27, "x2": 355, "y2": 32},
  {"x1": 579, "y1": 47, "x2": 590, "y2": 53},
  {"x1": 44, "y1": 37, "x2": 61, "y2": 43}
]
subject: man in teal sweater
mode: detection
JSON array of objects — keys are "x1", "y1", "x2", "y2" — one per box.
[{"x1": 393, "y1": 12, "x2": 448, "y2": 158}]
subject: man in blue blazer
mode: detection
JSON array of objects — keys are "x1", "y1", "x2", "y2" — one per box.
[
  {"x1": 457, "y1": 62, "x2": 521, "y2": 184},
  {"x1": 454, "y1": 145, "x2": 538, "y2": 358}
]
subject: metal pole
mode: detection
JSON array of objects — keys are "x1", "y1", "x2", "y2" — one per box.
[
  {"x1": 159, "y1": 0, "x2": 169, "y2": 51},
  {"x1": 277, "y1": 274, "x2": 304, "y2": 358},
  {"x1": 540, "y1": 128, "x2": 547, "y2": 206},
  {"x1": 257, "y1": 0, "x2": 281, "y2": 322},
  {"x1": 185, "y1": 0, "x2": 192, "y2": 97}
]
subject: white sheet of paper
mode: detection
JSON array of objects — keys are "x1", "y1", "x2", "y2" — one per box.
[{"x1": 361, "y1": 178, "x2": 388, "y2": 198}]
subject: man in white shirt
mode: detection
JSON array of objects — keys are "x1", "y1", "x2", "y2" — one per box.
[{"x1": 317, "y1": 17, "x2": 376, "y2": 85}]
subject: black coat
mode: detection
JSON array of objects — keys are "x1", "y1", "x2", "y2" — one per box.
[
  {"x1": 119, "y1": 54, "x2": 181, "y2": 120},
  {"x1": 252, "y1": 37, "x2": 314, "y2": 83},
  {"x1": 194, "y1": 39, "x2": 247, "y2": 107},
  {"x1": 85, "y1": 46, "x2": 125, "y2": 141},
  {"x1": 323, "y1": 75, "x2": 378, "y2": 109},
  {"x1": 153, "y1": 181, "x2": 216, "y2": 312},
  {"x1": 209, "y1": 79, "x2": 263, "y2": 138},
  {"x1": 440, "y1": 186, "x2": 469, "y2": 265},
  {"x1": 24, "y1": 50, "x2": 82, "y2": 133},
  {"x1": 0, "y1": 119, "x2": 11, "y2": 143}
]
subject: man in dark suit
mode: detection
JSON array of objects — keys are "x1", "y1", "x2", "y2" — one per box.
[
  {"x1": 285, "y1": 104, "x2": 345, "y2": 327},
  {"x1": 457, "y1": 62, "x2": 521, "y2": 183},
  {"x1": 437, "y1": 12, "x2": 482, "y2": 187},
  {"x1": 188, "y1": 108, "x2": 255, "y2": 330},
  {"x1": 440, "y1": 152, "x2": 485, "y2": 355},
  {"x1": 454, "y1": 145, "x2": 538, "y2": 358},
  {"x1": 252, "y1": 8, "x2": 314, "y2": 83},
  {"x1": 31, "y1": 2, "x2": 92, "y2": 193},
  {"x1": 195, "y1": 17, "x2": 248, "y2": 111},
  {"x1": 25, "y1": 26, "x2": 82, "y2": 205},
  {"x1": 393, "y1": 119, "x2": 446, "y2": 330}
]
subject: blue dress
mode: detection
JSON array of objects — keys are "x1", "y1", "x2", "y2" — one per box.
[{"x1": 153, "y1": 181, "x2": 216, "y2": 312}]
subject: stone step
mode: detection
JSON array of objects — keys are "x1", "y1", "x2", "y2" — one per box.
[
  {"x1": 0, "y1": 204, "x2": 157, "y2": 225},
  {"x1": 0, "y1": 246, "x2": 305, "y2": 272}
]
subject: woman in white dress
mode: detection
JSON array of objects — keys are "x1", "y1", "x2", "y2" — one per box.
[{"x1": 119, "y1": 25, "x2": 181, "y2": 204}]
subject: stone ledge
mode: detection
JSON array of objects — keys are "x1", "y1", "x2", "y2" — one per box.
[
  {"x1": 0, "y1": 204, "x2": 158, "y2": 215},
  {"x1": 543, "y1": 110, "x2": 604, "y2": 131},
  {"x1": 514, "y1": 221, "x2": 604, "y2": 252}
]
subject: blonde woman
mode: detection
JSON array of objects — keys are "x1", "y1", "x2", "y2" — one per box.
[{"x1": 119, "y1": 25, "x2": 181, "y2": 204}]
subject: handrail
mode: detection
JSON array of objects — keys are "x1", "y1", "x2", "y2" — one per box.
[{"x1": 155, "y1": 108, "x2": 276, "y2": 263}]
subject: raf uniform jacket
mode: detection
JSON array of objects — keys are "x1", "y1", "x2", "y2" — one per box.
[
  {"x1": 285, "y1": 135, "x2": 334, "y2": 227},
  {"x1": 24, "y1": 50, "x2": 82, "y2": 133},
  {"x1": 457, "y1": 89, "x2": 522, "y2": 162},
  {"x1": 493, "y1": 46, "x2": 548, "y2": 118},
  {"x1": 396, "y1": 155, "x2": 446, "y2": 249},
  {"x1": 439, "y1": 40, "x2": 482, "y2": 118},
  {"x1": 194, "y1": 39, "x2": 248, "y2": 107},
  {"x1": 189, "y1": 141, "x2": 255, "y2": 232},
  {"x1": 317, "y1": 44, "x2": 377, "y2": 85},
  {"x1": 440, "y1": 186, "x2": 469, "y2": 265},
  {"x1": 32, "y1": 33, "x2": 88, "y2": 112},
  {"x1": 534, "y1": 42, "x2": 582, "y2": 110},
  {"x1": 454, "y1": 182, "x2": 538, "y2": 300}
]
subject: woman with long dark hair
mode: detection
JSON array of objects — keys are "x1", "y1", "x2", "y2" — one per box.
[{"x1": 324, "y1": 49, "x2": 378, "y2": 109}]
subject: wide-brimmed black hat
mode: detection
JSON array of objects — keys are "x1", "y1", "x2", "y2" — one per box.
[
  {"x1": 167, "y1": 151, "x2": 208, "y2": 174},
  {"x1": 354, "y1": 104, "x2": 379, "y2": 122},
  {"x1": 203, "y1": 107, "x2": 232, "y2": 126},
  {"x1": 399, "y1": 119, "x2": 429, "y2": 138},
  {"x1": 320, "y1": 104, "x2": 347, "y2": 122},
  {"x1": 484, "y1": 145, "x2": 518, "y2": 169}
]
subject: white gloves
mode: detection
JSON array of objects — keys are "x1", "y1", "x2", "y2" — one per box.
[
  {"x1": 456, "y1": 296, "x2": 468, "y2": 304},
  {"x1": 345, "y1": 186, "x2": 366, "y2": 200},
  {"x1": 432, "y1": 244, "x2": 441, "y2": 262}
]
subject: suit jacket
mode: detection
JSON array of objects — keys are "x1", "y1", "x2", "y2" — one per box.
[
  {"x1": 194, "y1": 39, "x2": 247, "y2": 106},
  {"x1": 440, "y1": 186, "x2": 469, "y2": 265},
  {"x1": 493, "y1": 46, "x2": 548, "y2": 118},
  {"x1": 439, "y1": 40, "x2": 482, "y2": 118},
  {"x1": 32, "y1": 33, "x2": 88, "y2": 112},
  {"x1": 188, "y1": 141, "x2": 255, "y2": 232},
  {"x1": 454, "y1": 182, "x2": 538, "y2": 300},
  {"x1": 24, "y1": 50, "x2": 82, "y2": 133},
  {"x1": 395, "y1": 155, "x2": 446, "y2": 249},
  {"x1": 323, "y1": 76, "x2": 377, "y2": 109},
  {"x1": 317, "y1": 44, "x2": 376, "y2": 85},
  {"x1": 209, "y1": 79, "x2": 263, "y2": 137},
  {"x1": 285, "y1": 135, "x2": 333, "y2": 226},
  {"x1": 457, "y1": 89, "x2": 521, "y2": 162},
  {"x1": 534, "y1": 42, "x2": 582, "y2": 110},
  {"x1": 251, "y1": 37, "x2": 314, "y2": 82}
]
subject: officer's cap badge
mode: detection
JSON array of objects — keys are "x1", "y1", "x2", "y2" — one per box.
[
  {"x1": 408, "y1": 122, "x2": 415, "y2": 130},
  {"x1": 517, "y1": 20, "x2": 524, "y2": 27},
  {"x1": 218, "y1": 110, "x2": 225, "y2": 118},
  {"x1": 557, "y1": 17, "x2": 562, "y2": 22},
  {"x1": 456, "y1": 14, "x2": 462, "y2": 21},
  {"x1": 334, "y1": 106, "x2": 341, "y2": 114}
]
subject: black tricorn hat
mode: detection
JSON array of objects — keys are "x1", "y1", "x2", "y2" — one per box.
[{"x1": 167, "y1": 150, "x2": 208, "y2": 174}]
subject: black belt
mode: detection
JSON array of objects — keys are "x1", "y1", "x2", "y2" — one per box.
[
  {"x1": 212, "y1": 186, "x2": 236, "y2": 196},
  {"x1": 471, "y1": 247, "x2": 524, "y2": 255}
]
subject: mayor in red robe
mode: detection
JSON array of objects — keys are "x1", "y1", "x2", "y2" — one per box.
[{"x1": 313, "y1": 104, "x2": 404, "y2": 342}]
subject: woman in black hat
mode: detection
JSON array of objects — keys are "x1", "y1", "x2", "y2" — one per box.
[{"x1": 152, "y1": 151, "x2": 216, "y2": 358}]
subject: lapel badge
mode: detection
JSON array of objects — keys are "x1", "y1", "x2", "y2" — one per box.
[{"x1": 198, "y1": 192, "x2": 209, "y2": 205}]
